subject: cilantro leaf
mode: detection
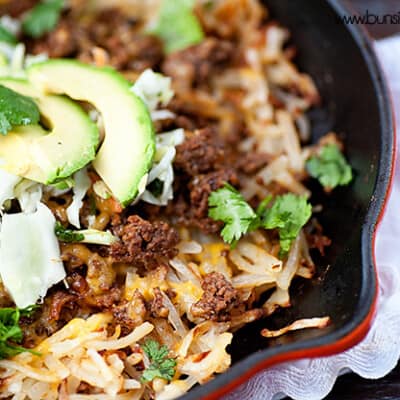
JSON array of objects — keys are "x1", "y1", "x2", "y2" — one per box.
[
  {"x1": 149, "y1": 0, "x2": 204, "y2": 53},
  {"x1": 54, "y1": 221, "x2": 85, "y2": 242},
  {"x1": 306, "y1": 144, "x2": 353, "y2": 190},
  {"x1": 0, "y1": 84, "x2": 40, "y2": 135},
  {"x1": 0, "y1": 306, "x2": 40, "y2": 360},
  {"x1": 147, "y1": 178, "x2": 164, "y2": 197},
  {"x1": 0, "y1": 25, "x2": 17, "y2": 44},
  {"x1": 260, "y1": 194, "x2": 312, "y2": 256},
  {"x1": 141, "y1": 339, "x2": 177, "y2": 382},
  {"x1": 22, "y1": 0, "x2": 64, "y2": 39},
  {"x1": 208, "y1": 183, "x2": 257, "y2": 246}
]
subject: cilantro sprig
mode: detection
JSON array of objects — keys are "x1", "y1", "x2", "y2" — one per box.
[
  {"x1": 141, "y1": 339, "x2": 177, "y2": 382},
  {"x1": 0, "y1": 25, "x2": 17, "y2": 44},
  {"x1": 209, "y1": 183, "x2": 257, "y2": 246},
  {"x1": 259, "y1": 194, "x2": 312, "y2": 255},
  {"x1": 149, "y1": 0, "x2": 204, "y2": 53},
  {"x1": 208, "y1": 184, "x2": 312, "y2": 256},
  {"x1": 0, "y1": 305, "x2": 39, "y2": 359},
  {"x1": 306, "y1": 144, "x2": 352, "y2": 191},
  {"x1": 22, "y1": 0, "x2": 64, "y2": 39},
  {"x1": 54, "y1": 221, "x2": 85, "y2": 242},
  {"x1": 0, "y1": 85, "x2": 40, "y2": 135}
]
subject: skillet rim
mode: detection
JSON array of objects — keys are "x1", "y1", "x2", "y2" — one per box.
[{"x1": 179, "y1": 0, "x2": 396, "y2": 399}]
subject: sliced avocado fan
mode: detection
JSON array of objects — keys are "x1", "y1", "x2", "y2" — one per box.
[
  {"x1": 28, "y1": 60, "x2": 155, "y2": 206},
  {"x1": 0, "y1": 78, "x2": 99, "y2": 184}
]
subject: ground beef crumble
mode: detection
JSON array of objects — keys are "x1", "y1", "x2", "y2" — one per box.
[
  {"x1": 192, "y1": 272, "x2": 239, "y2": 321},
  {"x1": 162, "y1": 37, "x2": 234, "y2": 89},
  {"x1": 174, "y1": 128, "x2": 225, "y2": 176},
  {"x1": 110, "y1": 215, "x2": 179, "y2": 268}
]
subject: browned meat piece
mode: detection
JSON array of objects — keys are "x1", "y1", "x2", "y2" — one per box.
[
  {"x1": 26, "y1": 7, "x2": 163, "y2": 72},
  {"x1": 162, "y1": 37, "x2": 234, "y2": 89},
  {"x1": 48, "y1": 291, "x2": 77, "y2": 321},
  {"x1": 83, "y1": 287, "x2": 121, "y2": 309},
  {"x1": 307, "y1": 233, "x2": 332, "y2": 256},
  {"x1": 149, "y1": 288, "x2": 169, "y2": 318},
  {"x1": 77, "y1": 8, "x2": 163, "y2": 72},
  {"x1": 113, "y1": 290, "x2": 147, "y2": 332},
  {"x1": 26, "y1": 19, "x2": 78, "y2": 58},
  {"x1": 110, "y1": 215, "x2": 179, "y2": 268},
  {"x1": 174, "y1": 128, "x2": 225, "y2": 176},
  {"x1": 67, "y1": 272, "x2": 89, "y2": 295},
  {"x1": 236, "y1": 153, "x2": 272, "y2": 174},
  {"x1": 191, "y1": 272, "x2": 238, "y2": 321},
  {"x1": 188, "y1": 168, "x2": 238, "y2": 233},
  {"x1": 0, "y1": 0, "x2": 38, "y2": 17}
]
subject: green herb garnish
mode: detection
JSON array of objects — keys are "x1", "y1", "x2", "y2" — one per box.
[
  {"x1": 54, "y1": 221, "x2": 84, "y2": 242},
  {"x1": 22, "y1": 0, "x2": 64, "y2": 39},
  {"x1": 149, "y1": 0, "x2": 204, "y2": 53},
  {"x1": 0, "y1": 306, "x2": 40, "y2": 359},
  {"x1": 208, "y1": 185, "x2": 312, "y2": 256},
  {"x1": 0, "y1": 85, "x2": 40, "y2": 135},
  {"x1": 0, "y1": 25, "x2": 17, "y2": 44},
  {"x1": 208, "y1": 183, "x2": 257, "y2": 247},
  {"x1": 259, "y1": 193, "x2": 312, "y2": 256},
  {"x1": 141, "y1": 339, "x2": 177, "y2": 382},
  {"x1": 147, "y1": 178, "x2": 164, "y2": 197},
  {"x1": 306, "y1": 144, "x2": 353, "y2": 190}
]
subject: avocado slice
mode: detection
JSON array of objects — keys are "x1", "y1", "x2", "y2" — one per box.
[
  {"x1": 0, "y1": 78, "x2": 99, "y2": 184},
  {"x1": 28, "y1": 60, "x2": 155, "y2": 206}
]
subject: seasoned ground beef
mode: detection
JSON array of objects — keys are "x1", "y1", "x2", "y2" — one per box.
[
  {"x1": 27, "y1": 19, "x2": 79, "y2": 58},
  {"x1": 191, "y1": 272, "x2": 238, "y2": 321},
  {"x1": 236, "y1": 152, "x2": 272, "y2": 174},
  {"x1": 162, "y1": 37, "x2": 234, "y2": 89},
  {"x1": 188, "y1": 168, "x2": 238, "y2": 233},
  {"x1": 27, "y1": 8, "x2": 163, "y2": 73},
  {"x1": 48, "y1": 291, "x2": 77, "y2": 321},
  {"x1": 174, "y1": 128, "x2": 225, "y2": 176},
  {"x1": 110, "y1": 215, "x2": 179, "y2": 268},
  {"x1": 0, "y1": 0, "x2": 37, "y2": 17}
]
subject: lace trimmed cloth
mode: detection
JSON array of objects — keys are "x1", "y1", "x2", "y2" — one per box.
[{"x1": 226, "y1": 35, "x2": 400, "y2": 400}]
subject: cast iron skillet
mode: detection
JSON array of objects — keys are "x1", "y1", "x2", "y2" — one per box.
[{"x1": 181, "y1": 0, "x2": 395, "y2": 399}]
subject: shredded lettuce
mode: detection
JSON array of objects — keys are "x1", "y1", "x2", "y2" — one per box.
[
  {"x1": 140, "y1": 129, "x2": 184, "y2": 206},
  {"x1": 0, "y1": 42, "x2": 47, "y2": 79},
  {"x1": 131, "y1": 68, "x2": 174, "y2": 114},
  {"x1": 14, "y1": 180, "x2": 43, "y2": 213},
  {"x1": 0, "y1": 203, "x2": 66, "y2": 308},
  {"x1": 66, "y1": 167, "x2": 91, "y2": 228}
]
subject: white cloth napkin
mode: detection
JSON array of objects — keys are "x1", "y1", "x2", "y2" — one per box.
[{"x1": 225, "y1": 35, "x2": 400, "y2": 400}]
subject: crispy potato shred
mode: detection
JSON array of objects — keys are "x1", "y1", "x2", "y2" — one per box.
[{"x1": 0, "y1": 0, "x2": 334, "y2": 398}]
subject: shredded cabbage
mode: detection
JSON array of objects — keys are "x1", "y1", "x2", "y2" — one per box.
[
  {"x1": 0, "y1": 203, "x2": 65, "y2": 308},
  {"x1": 66, "y1": 168, "x2": 91, "y2": 228},
  {"x1": 140, "y1": 129, "x2": 184, "y2": 206},
  {"x1": 131, "y1": 68, "x2": 174, "y2": 113},
  {"x1": 0, "y1": 15, "x2": 21, "y2": 36},
  {"x1": 14, "y1": 179, "x2": 43, "y2": 213},
  {"x1": 0, "y1": 42, "x2": 47, "y2": 78}
]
